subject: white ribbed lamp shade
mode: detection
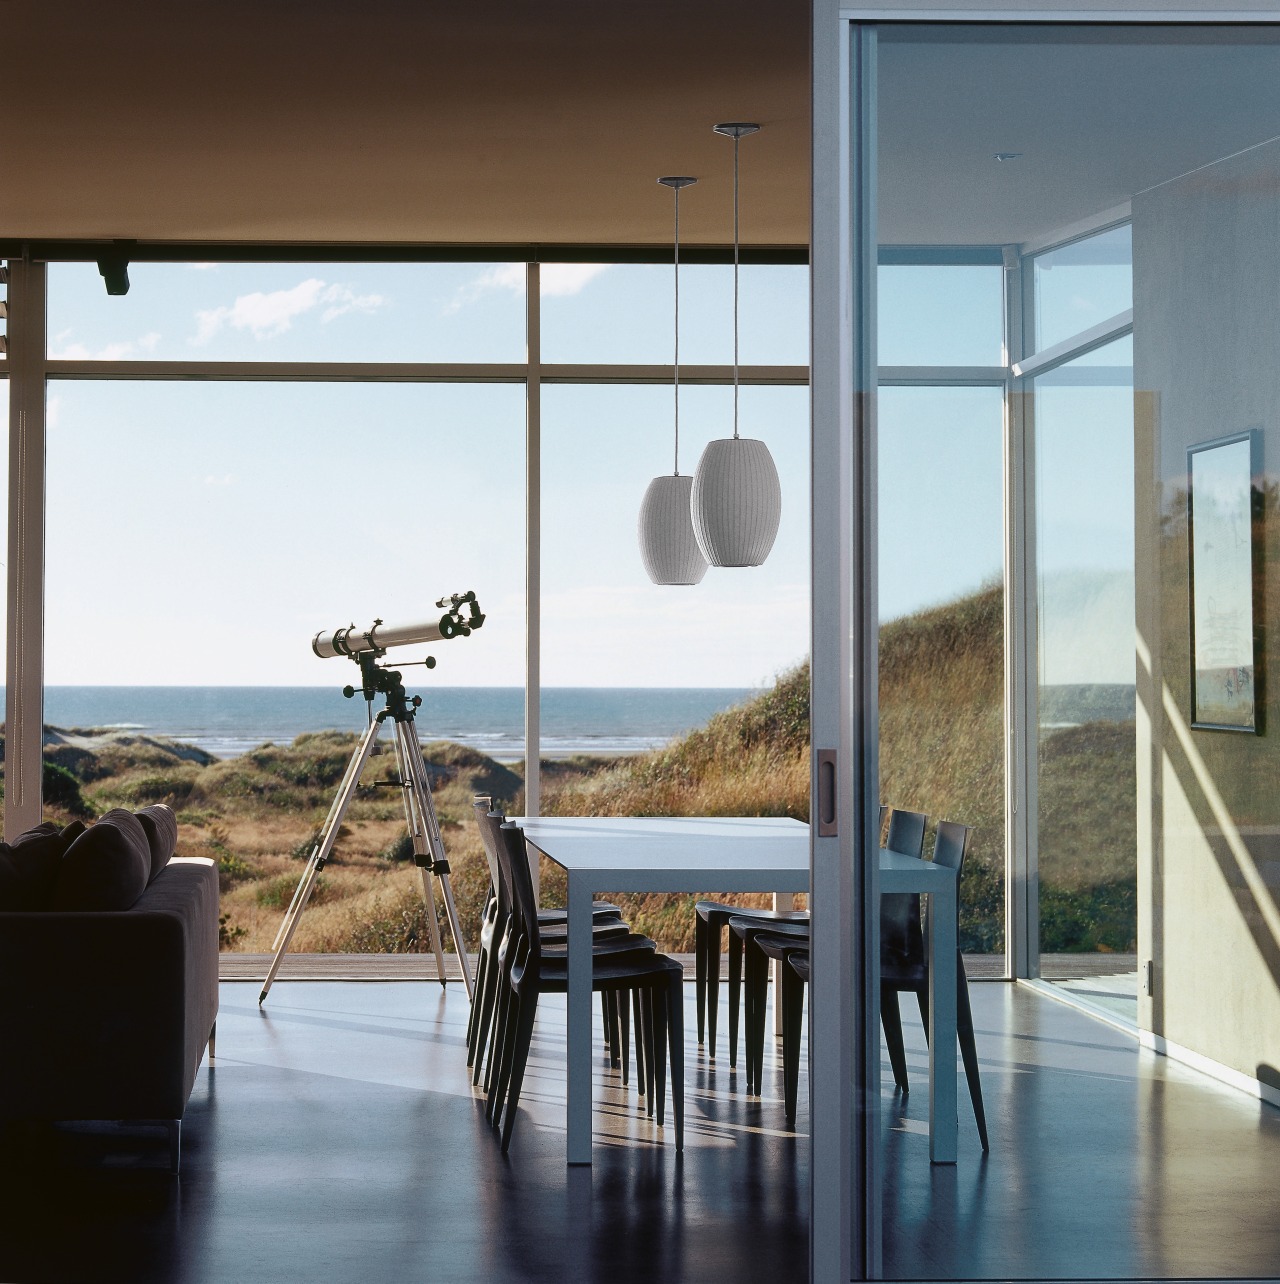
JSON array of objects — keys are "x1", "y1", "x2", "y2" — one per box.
[
  {"x1": 691, "y1": 437, "x2": 782, "y2": 567},
  {"x1": 638, "y1": 473, "x2": 709, "y2": 585}
]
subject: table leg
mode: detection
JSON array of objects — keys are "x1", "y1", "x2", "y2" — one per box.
[
  {"x1": 772, "y1": 892, "x2": 795, "y2": 1035},
  {"x1": 566, "y1": 870, "x2": 593, "y2": 1164},
  {"x1": 928, "y1": 880, "x2": 958, "y2": 1164}
]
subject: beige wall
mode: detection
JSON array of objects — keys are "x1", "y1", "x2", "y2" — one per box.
[{"x1": 1134, "y1": 138, "x2": 1280, "y2": 1099}]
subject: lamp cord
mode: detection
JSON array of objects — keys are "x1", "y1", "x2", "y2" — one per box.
[
  {"x1": 732, "y1": 131, "x2": 741, "y2": 440},
  {"x1": 674, "y1": 182, "x2": 681, "y2": 476}
]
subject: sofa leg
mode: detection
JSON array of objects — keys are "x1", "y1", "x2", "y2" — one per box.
[
  {"x1": 208, "y1": 1021, "x2": 217, "y2": 1062},
  {"x1": 167, "y1": 1120, "x2": 181, "y2": 1174}
]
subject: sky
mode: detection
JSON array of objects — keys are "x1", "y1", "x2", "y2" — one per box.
[{"x1": 16, "y1": 244, "x2": 1133, "y2": 688}]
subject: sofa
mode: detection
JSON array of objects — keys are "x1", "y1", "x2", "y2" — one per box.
[{"x1": 0, "y1": 806, "x2": 219, "y2": 1171}]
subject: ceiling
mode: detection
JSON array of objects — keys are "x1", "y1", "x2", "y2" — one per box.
[
  {"x1": 6, "y1": 8, "x2": 1280, "y2": 255},
  {"x1": 1, "y1": 1, "x2": 812, "y2": 252},
  {"x1": 880, "y1": 25, "x2": 1280, "y2": 246}
]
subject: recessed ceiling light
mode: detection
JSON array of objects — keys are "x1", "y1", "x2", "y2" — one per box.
[{"x1": 993, "y1": 152, "x2": 1023, "y2": 162}]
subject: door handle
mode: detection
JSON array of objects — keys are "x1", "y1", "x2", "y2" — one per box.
[{"x1": 817, "y1": 749, "x2": 838, "y2": 837}]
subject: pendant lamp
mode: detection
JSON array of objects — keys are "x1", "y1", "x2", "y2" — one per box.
[
  {"x1": 638, "y1": 176, "x2": 709, "y2": 586},
  {"x1": 691, "y1": 123, "x2": 781, "y2": 568}
]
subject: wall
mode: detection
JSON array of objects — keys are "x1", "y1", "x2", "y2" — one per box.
[{"x1": 1134, "y1": 137, "x2": 1280, "y2": 1100}]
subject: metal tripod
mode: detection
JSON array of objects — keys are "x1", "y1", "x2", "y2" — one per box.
[{"x1": 259, "y1": 653, "x2": 473, "y2": 1006}]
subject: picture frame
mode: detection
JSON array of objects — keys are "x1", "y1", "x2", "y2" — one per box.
[{"x1": 1187, "y1": 429, "x2": 1264, "y2": 733}]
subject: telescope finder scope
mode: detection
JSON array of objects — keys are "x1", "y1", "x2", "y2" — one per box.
[{"x1": 312, "y1": 591, "x2": 484, "y2": 660}]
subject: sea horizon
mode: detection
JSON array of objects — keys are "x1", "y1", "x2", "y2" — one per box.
[{"x1": 5, "y1": 685, "x2": 763, "y2": 763}]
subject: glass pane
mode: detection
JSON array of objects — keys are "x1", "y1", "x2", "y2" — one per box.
[
  {"x1": 45, "y1": 380, "x2": 524, "y2": 953},
  {"x1": 46, "y1": 262, "x2": 526, "y2": 362},
  {"x1": 539, "y1": 263, "x2": 808, "y2": 366},
  {"x1": 1034, "y1": 336, "x2": 1135, "y2": 967},
  {"x1": 878, "y1": 265, "x2": 1005, "y2": 366},
  {"x1": 878, "y1": 385, "x2": 1006, "y2": 956},
  {"x1": 539, "y1": 382, "x2": 810, "y2": 949},
  {"x1": 1032, "y1": 223, "x2": 1132, "y2": 351}
]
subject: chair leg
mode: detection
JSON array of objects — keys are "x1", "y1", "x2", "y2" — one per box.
[
  {"x1": 487, "y1": 983, "x2": 517, "y2": 1122},
  {"x1": 603, "y1": 990, "x2": 614, "y2": 1058},
  {"x1": 881, "y1": 987, "x2": 910, "y2": 1093},
  {"x1": 956, "y1": 955, "x2": 989, "y2": 1151},
  {"x1": 499, "y1": 994, "x2": 540, "y2": 1154},
  {"x1": 482, "y1": 966, "x2": 513, "y2": 1092},
  {"x1": 633, "y1": 988, "x2": 647, "y2": 1097},
  {"x1": 620, "y1": 992, "x2": 631, "y2": 1087},
  {"x1": 707, "y1": 916, "x2": 723, "y2": 1060},
  {"x1": 780, "y1": 964, "x2": 805, "y2": 1126},
  {"x1": 695, "y1": 914, "x2": 707, "y2": 1047},
  {"x1": 467, "y1": 947, "x2": 498, "y2": 1070},
  {"x1": 727, "y1": 925, "x2": 743, "y2": 1070},
  {"x1": 666, "y1": 971, "x2": 684, "y2": 1150},
  {"x1": 743, "y1": 935, "x2": 768, "y2": 1095},
  {"x1": 652, "y1": 982, "x2": 668, "y2": 1128},
  {"x1": 915, "y1": 986, "x2": 931, "y2": 1047}
]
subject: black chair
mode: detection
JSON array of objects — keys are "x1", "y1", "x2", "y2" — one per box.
[
  {"x1": 730, "y1": 916, "x2": 811, "y2": 1098},
  {"x1": 695, "y1": 805, "x2": 908, "y2": 1070},
  {"x1": 468, "y1": 800, "x2": 630, "y2": 1081},
  {"x1": 880, "y1": 808, "x2": 928, "y2": 1091},
  {"x1": 881, "y1": 820, "x2": 989, "y2": 1151},
  {"x1": 487, "y1": 822, "x2": 685, "y2": 1153}
]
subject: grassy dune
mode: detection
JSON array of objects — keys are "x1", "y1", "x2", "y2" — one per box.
[{"x1": 8, "y1": 581, "x2": 1136, "y2": 955}]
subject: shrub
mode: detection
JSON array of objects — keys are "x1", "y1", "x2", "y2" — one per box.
[
  {"x1": 42, "y1": 760, "x2": 92, "y2": 817},
  {"x1": 256, "y1": 872, "x2": 326, "y2": 910},
  {"x1": 110, "y1": 770, "x2": 198, "y2": 806}
]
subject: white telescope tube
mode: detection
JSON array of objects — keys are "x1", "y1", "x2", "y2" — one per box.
[{"x1": 313, "y1": 614, "x2": 459, "y2": 659}]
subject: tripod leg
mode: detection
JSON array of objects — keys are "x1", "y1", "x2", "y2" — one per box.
[
  {"x1": 260, "y1": 718, "x2": 383, "y2": 1005},
  {"x1": 397, "y1": 718, "x2": 475, "y2": 1000},
  {"x1": 270, "y1": 731, "x2": 371, "y2": 952},
  {"x1": 393, "y1": 722, "x2": 450, "y2": 988}
]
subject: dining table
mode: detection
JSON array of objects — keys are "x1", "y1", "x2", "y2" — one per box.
[{"x1": 514, "y1": 814, "x2": 958, "y2": 1166}]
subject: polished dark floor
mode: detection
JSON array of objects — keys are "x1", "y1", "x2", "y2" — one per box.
[{"x1": 0, "y1": 981, "x2": 1277, "y2": 1283}]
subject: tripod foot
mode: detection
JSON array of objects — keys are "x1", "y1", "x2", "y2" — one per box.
[{"x1": 259, "y1": 990, "x2": 268, "y2": 1006}]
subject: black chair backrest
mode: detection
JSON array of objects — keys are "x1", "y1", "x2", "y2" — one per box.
[
  {"x1": 499, "y1": 821, "x2": 542, "y2": 983},
  {"x1": 881, "y1": 808, "x2": 927, "y2": 972},
  {"x1": 928, "y1": 821, "x2": 972, "y2": 935},
  {"x1": 931, "y1": 821, "x2": 971, "y2": 876},
  {"x1": 885, "y1": 808, "x2": 927, "y2": 858},
  {"x1": 473, "y1": 798, "x2": 504, "y2": 891}
]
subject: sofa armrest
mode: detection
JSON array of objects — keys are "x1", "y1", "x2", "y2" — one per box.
[{"x1": 0, "y1": 857, "x2": 219, "y2": 1122}]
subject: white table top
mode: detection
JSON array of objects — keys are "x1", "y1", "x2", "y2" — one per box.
[{"x1": 515, "y1": 815, "x2": 955, "y2": 894}]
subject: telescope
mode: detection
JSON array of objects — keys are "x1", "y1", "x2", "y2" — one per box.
[{"x1": 312, "y1": 591, "x2": 485, "y2": 660}]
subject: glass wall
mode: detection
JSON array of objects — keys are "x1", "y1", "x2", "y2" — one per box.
[
  {"x1": 863, "y1": 21, "x2": 1280, "y2": 1282},
  {"x1": 44, "y1": 378, "x2": 524, "y2": 954},
  {"x1": 1034, "y1": 333, "x2": 1136, "y2": 968},
  {"x1": 47, "y1": 262, "x2": 527, "y2": 363},
  {"x1": 878, "y1": 383, "x2": 1006, "y2": 955}
]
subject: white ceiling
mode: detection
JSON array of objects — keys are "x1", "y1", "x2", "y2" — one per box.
[{"x1": 879, "y1": 26, "x2": 1280, "y2": 245}]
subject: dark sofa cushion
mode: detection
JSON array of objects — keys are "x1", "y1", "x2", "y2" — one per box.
[
  {"x1": 52, "y1": 810, "x2": 151, "y2": 911},
  {"x1": 0, "y1": 821, "x2": 87, "y2": 911},
  {"x1": 135, "y1": 805, "x2": 178, "y2": 883}
]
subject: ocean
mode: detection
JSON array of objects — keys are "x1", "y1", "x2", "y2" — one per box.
[{"x1": 13, "y1": 686, "x2": 760, "y2": 762}]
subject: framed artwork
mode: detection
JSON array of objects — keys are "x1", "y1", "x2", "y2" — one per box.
[{"x1": 1188, "y1": 429, "x2": 1263, "y2": 732}]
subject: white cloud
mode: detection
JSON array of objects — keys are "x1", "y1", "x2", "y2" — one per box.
[
  {"x1": 446, "y1": 261, "x2": 609, "y2": 313},
  {"x1": 542, "y1": 263, "x2": 610, "y2": 297},
  {"x1": 47, "y1": 330, "x2": 164, "y2": 360},
  {"x1": 191, "y1": 278, "x2": 386, "y2": 344},
  {"x1": 203, "y1": 473, "x2": 236, "y2": 487},
  {"x1": 185, "y1": 262, "x2": 219, "y2": 271}
]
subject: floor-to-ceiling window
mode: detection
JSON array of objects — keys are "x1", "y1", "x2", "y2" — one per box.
[
  {"x1": 877, "y1": 258, "x2": 1008, "y2": 966},
  {"x1": 8, "y1": 255, "x2": 808, "y2": 958}
]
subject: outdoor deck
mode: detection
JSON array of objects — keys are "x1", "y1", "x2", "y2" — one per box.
[{"x1": 1, "y1": 978, "x2": 1276, "y2": 1282}]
